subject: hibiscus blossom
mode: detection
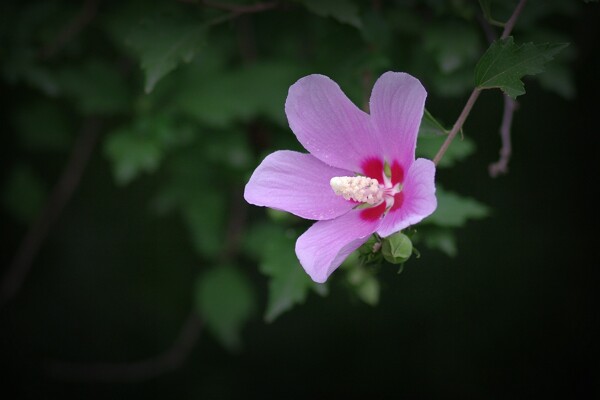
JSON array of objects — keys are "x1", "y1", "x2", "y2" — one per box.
[{"x1": 244, "y1": 72, "x2": 437, "y2": 283}]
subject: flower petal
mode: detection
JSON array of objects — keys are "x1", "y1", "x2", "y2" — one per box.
[
  {"x1": 369, "y1": 72, "x2": 427, "y2": 169},
  {"x1": 376, "y1": 158, "x2": 437, "y2": 237},
  {"x1": 285, "y1": 74, "x2": 379, "y2": 171},
  {"x1": 296, "y1": 211, "x2": 381, "y2": 283},
  {"x1": 244, "y1": 150, "x2": 355, "y2": 220}
]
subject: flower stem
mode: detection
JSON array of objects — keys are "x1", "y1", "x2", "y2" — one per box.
[
  {"x1": 489, "y1": 95, "x2": 517, "y2": 177},
  {"x1": 1, "y1": 118, "x2": 102, "y2": 306},
  {"x1": 501, "y1": 0, "x2": 527, "y2": 39},
  {"x1": 45, "y1": 312, "x2": 203, "y2": 381},
  {"x1": 432, "y1": 0, "x2": 527, "y2": 166},
  {"x1": 433, "y1": 88, "x2": 481, "y2": 165}
]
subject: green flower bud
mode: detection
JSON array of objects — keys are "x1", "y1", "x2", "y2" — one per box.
[{"x1": 381, "y1": 232, "x2": 413, "y2": 264}]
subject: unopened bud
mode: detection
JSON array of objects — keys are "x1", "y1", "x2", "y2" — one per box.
[{"x1": 381, "y1": 232, "x2": 413, "y2": 264}]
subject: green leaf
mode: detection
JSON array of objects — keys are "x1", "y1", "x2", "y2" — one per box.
[
  {"x1": 344, "y1": 254, "x2": 380, "y2": 306},
  {"x1": 355, "y1": 277, "x2": 380, "y2": 306},
  {"x1": 104, "y1": 128, "x2": 163, "y2": 185},
  {"x1": 55, "y1": 60, "x2": 131, "y2": 115},
  {"x1": 0, "y1": 2, "x2": 65, "y2": 95},
  {"x1": 298, "y1": 0, "x2": 362, "y2": 28},
  {"x1": 478, "y1": 0, "x2": 505, "y2": 27},
  {"x1": 426, "y1": 188, "x2": 490, "y2": 227},
  {"x1": 475, "y1": 37, "x2": 569, "y2": 98},
  {"x1": 182, "y1": 192, "x2": 226, "y2": 258},
  {"x1": 416, "y1": 23, "x2": 481, "y2": 97},
  {"x1": 421, "y1": 228, "x2": 458, "y2": 258},
  {"x1": 424, "y1": 23, "x2": 481, "y2": 74},
  {"x1": 104, "y1": 115, "x2": 190, "y2": 185},
  {"x1": 177, "y1": 61, "x2": 303, "y2": 128},
  {"x1": 2, "y1": 49, "x2": 60, "y2": 96},
  {"x1": 262, "y1": 253, "x2": 315, "y2": 323},
  {"x1": 194, "y1": 265, "x2": 256, "y2": 352},
  {"x1": 537, "y1": 62, "x2": 575, "y2": 100},
  {"x1": 416, "y1": 135, "x2": 475, "y2": 168},
  {"x1": 520, "y1": 30, "x2": 576, "y2": 100},
  {"x1": 204, "y1": 129, "x2": 253, "y2": 170},
  {"x1": 126, "y1": 6, "x2": 205, "y2": 93},
  {"x1": 418, "y1": 109, "x2": 448, "y2": 137},
  {"x1": 244, "y1": 224, "x2": 324, "y2": 322},
  {"x1": 13, "y1": 100, "x2": 72, "y2": 151},
  {"x1": 360, "y1": 11, "x2": 391, "y2": 49},
  {"x1": 152, "y1": 145, "x2": 226, "y2": 258},
  {"x1": 2, "y1": 164, "x2": 46, "y2": 224}
]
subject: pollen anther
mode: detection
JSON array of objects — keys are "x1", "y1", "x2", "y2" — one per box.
[{"x1": 330, "y1": 176, "x2": 384, "y2": 205}]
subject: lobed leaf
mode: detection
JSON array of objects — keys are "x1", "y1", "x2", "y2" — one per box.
[
  {"x1": 416, "y1": 135, "x2": 475, "y2": 168},
  {"x1": 177, "y1": 61, "x2": 304, "y2": 128},
  {"x1": 182, "y1": 192, "x2": 226, "y2": 259},
  {"x1": 104, "y1": 115, "x2": 191, "y2": 185},
  {"x1": 475, "y1": 37, "x2": 568, "y2": 98},
  {"x1": 298, "y1": 0, "x2": 362, "y2": 28},
  {"x1": 424, "y1": 23, "x2": 481, "y2": 74},
  {"x1": 420, "y1": 227, "x2": 458, "y2": 258},
  {"x1": 418, "y1": 109, "x2": 448, "y2": 138},
  {"x1": 56, "y1": 60, "x2": 131, "y2": 115},
  {"x1": 194, "y1": 265, "x2": 256, "y2": 352},
  {"x1": 126, "y1": 7, "x2": 205, "y2": 93},
  {"x1": 426, "y1": 188, "x2": 490, "y2": 228},
  {"x1": 343, "y1": 252, "x2": 380, "y2": 306},
  {"x1": 244, "y1": 224, "x2": 325, "y2": 322}
]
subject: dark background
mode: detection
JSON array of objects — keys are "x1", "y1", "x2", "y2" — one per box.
[{"x1": 1, "y1": 0, "x2": 598, "y2": 398}]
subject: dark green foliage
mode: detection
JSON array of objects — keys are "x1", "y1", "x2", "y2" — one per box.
[
  {"x1": 298, "y1": 0, "x2": 362, "y2": 28},
  {"x1": 426, "y1": 188, "x2": 490, "y2": 228},
  {"x1": 475, "y1": 37, "x2": 568, "y2": 98},
  {"x1": 124, "y1": 3, "x2": 207, "y2": 93},
  {"x1": 1, "y1": 0, "x2": 581, "y2": 361},
  {"x1": 417, "y1": 135, "x2": 476, "y2": 168},
  {"x1": 243, "y1": 223, "x2": 326, "y2": 322},
  {"x1": 194, "y1": 265, "x2": 256, "y2": 351},
  {"x1": 2, "y1": 164, "x2": 46, "y2": 223}
]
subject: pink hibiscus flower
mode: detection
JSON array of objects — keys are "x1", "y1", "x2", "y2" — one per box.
[{"x1": 244, "y1": 72, "x2": 437, "y2": 283}]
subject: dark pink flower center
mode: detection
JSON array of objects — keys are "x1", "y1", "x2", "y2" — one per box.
[{"x1": 359, "y1": 158, "x2": 405, "y2": 221}]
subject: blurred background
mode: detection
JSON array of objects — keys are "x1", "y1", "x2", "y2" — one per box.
[{"x1": 1, "y1": 0, "x2": 598, "y2": 398}]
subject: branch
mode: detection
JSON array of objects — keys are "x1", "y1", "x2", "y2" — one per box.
[
  {"x1": 489, "y1": 96, "x2": 517, "y2": 177},
  {"x1": 477, "y1": 14, "x2": 520, "y2": 177},
  {"x1": 432, "y1": 0, "x2": 527, "y2": 166},
  {"x1": 219, "y1": 186, "x2": 248, "y2": 263},
  {"x1": 433, "y1": 88, "x2": 481, "y2": 165},
  {"x1": 236, "y1": 12, "x2": 258, "y2": 63},
  {"x1": 1, "y1": 118, "x2": 102, "y2": 306},
  {"x1": 476, "y1": 13, "x2": 496, "y2": 44},
  {"x1": 501, "y1": 0, "x2": 527, "y2": 39},
  {"x1": 39, "y1": 0, "x2": 99, "y2": 59},
  {"x1": 178, "y1": 0, "x2": 279, "y2": 27},
  {"x1": 45, "y1": 312, "x2": 203, "y2": 382}
]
